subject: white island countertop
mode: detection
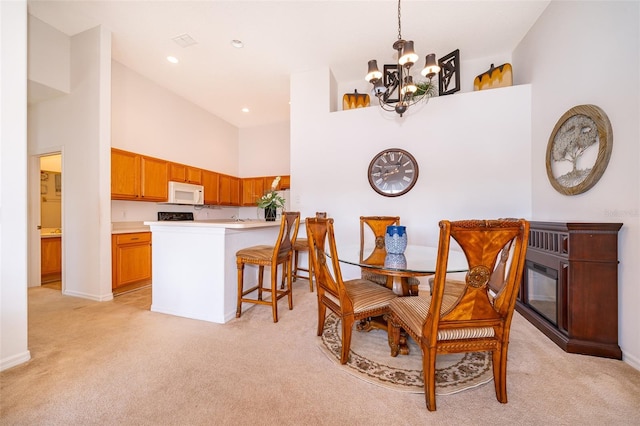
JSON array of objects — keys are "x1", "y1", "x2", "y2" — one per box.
[
  {"x1": 143, "y1": 219, "x2": 281, "y2": 229},
  {"x1": 144, "y1": 218, "x2": 284, "y2": 323}
]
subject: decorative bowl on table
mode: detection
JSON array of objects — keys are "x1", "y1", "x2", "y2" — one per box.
[{"x1": 385, "y1": 225, "x2": 407, "y2": 254}]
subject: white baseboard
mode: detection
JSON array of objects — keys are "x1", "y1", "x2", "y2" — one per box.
[{"x1": 1, "y1": 350, "x2": 31, "y2": 371}]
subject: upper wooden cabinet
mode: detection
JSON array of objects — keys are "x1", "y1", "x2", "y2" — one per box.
[
  {"x1": 111, "y1": 148, "x2": 287, "y2": 205},
  {"x1": 111, "y1": 148, "x2": 168, "y2": 201},
  {"x1": 264, "y1": 175, "x2": 290, "y2": 190},
  {"x1": 169, "y1": 162, "x2": 202, "y2": 185},
  {"x1": 241, "y1": 177, "x2": 266, "y2": 206},
  {"x1": 279, "y1": 175, "x2": 290, "y2": 190},
  {"x1": 202, "y1": 170, "x2": 219, "y2": 205},
  {"x1": 219, "y1": 174, "x2": 241, "y2": 206}
]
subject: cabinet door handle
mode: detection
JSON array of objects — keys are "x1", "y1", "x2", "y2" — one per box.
[{"x1": 130, "y1": 237, "x2": 139, "y2": 241}]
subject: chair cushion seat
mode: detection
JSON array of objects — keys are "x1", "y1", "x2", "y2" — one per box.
[
  {"x1": 389, "y1": 295, "x2": 495, "y2": 341},
  {"x1": 293, "y1": 238, "x2": 308, "y2": 251},
  {"x1": 236, "y1": 245, "x2": 276, "y2": 261},
  {"x1": 345, "y1": 278, "x2": 397, "y2": 313}
]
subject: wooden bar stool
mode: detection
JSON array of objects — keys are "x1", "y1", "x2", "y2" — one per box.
[
  {"x1": 236, "y1": 212, "x2": 300, "y2": 322},
  {"x1": 292, "y1": 212, "x2": 327, "y2": 291}
]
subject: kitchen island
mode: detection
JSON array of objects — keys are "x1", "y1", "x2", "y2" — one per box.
[{"x1": 144, "y1": 219, "x2": 282, "y2": 323}]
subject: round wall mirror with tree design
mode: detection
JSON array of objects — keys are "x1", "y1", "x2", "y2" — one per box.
[{"x1": 546, "y1": 104, "x2": 613, "y2": 195}]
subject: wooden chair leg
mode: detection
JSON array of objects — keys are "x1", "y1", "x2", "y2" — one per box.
[
  {"x1": 236, "y1": 261, "x2": 244, "y2": 318},
  {"x1": 493, "y1": 346, "x2": 508, "y2": 403},
  {"x1": 388, "y1": 319, "x2": 401, "y2": 357},
  {"x1": 317, "y1": 298, "x2": 327, "y2": 336},
  {"x1": 307, "y1": 248, "x2": 314, "y2": 292},
  {"x1": 340, "y1": 317, "x2": 354, "y2": 364},
  {"x1": 270, "y1": 263, "x2": 278, "y2": 323},
  {"x1": 292, "y1": 249, "x2": 300, "y2": 282},
  {"x1": 257, "y1": 265, "x2": 264, "y2": 300},
  {"x1": 423, "y1": 347, "x2": 438, "y2": 411},
  {"x1": 287, "y1": 259, "x2": 293, "y2": 310}
]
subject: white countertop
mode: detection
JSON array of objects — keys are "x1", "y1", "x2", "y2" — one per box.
[
  {"x1": 111, "y1": 221, "x2": 150, "y2": 234},
  {"x1": 41, "y1": 228, "x2": 62, "y2": 238},
  {"x1": 144, "y1": 219, "x2": 281, "y2": 229}
]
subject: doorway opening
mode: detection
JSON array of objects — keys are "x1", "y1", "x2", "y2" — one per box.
[{"x1": 39, "y1": 153, "x2": 62, "y2": 291}]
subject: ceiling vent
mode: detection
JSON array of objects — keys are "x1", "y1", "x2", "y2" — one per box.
[{"x1": 172, "y1": 33, "x2": 198, "y2": 48}]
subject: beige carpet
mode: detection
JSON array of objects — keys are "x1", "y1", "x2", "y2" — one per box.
[
  {"x1": 1, "y1": 285, "x2": 640, "y2": 425},
  {"x1": 319, "y1": 313, "x2": 493, "y2": 394}
]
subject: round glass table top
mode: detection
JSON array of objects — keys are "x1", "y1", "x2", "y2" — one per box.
[{"x1": 332, "y1": 244, "x2": 468, "y2": 275}]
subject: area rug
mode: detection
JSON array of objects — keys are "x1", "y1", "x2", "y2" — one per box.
[{"x1": 318, "y1": 313, "x2": 494, "y2": 395}]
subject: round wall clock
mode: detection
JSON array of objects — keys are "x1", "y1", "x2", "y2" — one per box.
[
  {"x1": 367, "y1": 148, "x2": 419, "y2": 197},
  {"x1": 546, "y1": 104, "x2": 613, "y2": 196}
]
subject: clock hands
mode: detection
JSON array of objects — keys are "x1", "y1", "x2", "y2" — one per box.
[{"x1": 382, "y1": 167, "x2": 399, "y2": 178}]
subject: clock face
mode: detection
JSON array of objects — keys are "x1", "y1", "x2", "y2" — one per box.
[{"x1": 367, "y1": 149, "x2": 419, "y2": 197}]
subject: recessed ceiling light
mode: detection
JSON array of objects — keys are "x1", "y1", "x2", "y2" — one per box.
[
  {"x1": 167, "y1": 56, "x2": 179, "y2": 64},
  {"x1": 231, "y1": 39, "x2": 244, "y2": 49},
  {"x1": 241, "y1": 107, "x2": 250, "y2": 113}
]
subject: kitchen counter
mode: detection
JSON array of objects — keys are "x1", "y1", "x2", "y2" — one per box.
[
  {"x1": 143, "y1": 219, "x2": 281, "y2": 229},
  {"x1": 41, "y1": 228, "x2": 62, "y2": 238},
  {"x1": 112, "y1": 221, "x2": 150, "y2": 234},
  {"x1": 144, "y1": 219, "x2": 282, "y2": 323}
]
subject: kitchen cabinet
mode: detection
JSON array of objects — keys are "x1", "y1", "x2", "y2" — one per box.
[
  {"x1": 219, "y1": 174, "x2": 241, "y2": 206},
  {"x1": 202, "y1": 170, "x2": 219, "y2": 205},
  {"x1": 111, "y1": 148, "x2": 168, "y2": 202},
  {"x1": 241, "y1": 177, "x2": 266, "y2": 206},
  {"x1": 41, "y1": 236, "x2": 61, "y2": 282},
  {"x1": 169, "y1": 162, "x2": 202, "y2": 184},
  {"x1": 264, "y1": 175, "x2": 290, "y2": 190},
  {"x1": 112, "y1": 232, "x2": 152, "y2": 291},
  {"x1": 279, "y1": 175, "x2": 290, "y2": 190}
]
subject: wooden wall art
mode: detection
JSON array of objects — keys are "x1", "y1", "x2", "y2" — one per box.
[
  {"x1": 383, "y1": 64, "x2": 400, "y2": 103},
  {"x1": 473, "y1": 63, "x2": 513, "y2": 91},
  {"x1": 438, "y1": 49, "x2": 460, "y2": 96},
  {"x1": 342, "y1": 90, "x2": 370, "y2": 110},
  {"x1": 545, "y1": 104, "x2": 613, "y2": 195}
]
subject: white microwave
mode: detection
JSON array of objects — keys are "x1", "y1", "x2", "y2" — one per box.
[{"x1": 167, "y1": 181, "x2": 204, "y2": 205}]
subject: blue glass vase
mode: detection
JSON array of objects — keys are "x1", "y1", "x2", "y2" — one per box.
[{"x1": 385, "y1": 225, "x2": 407, "y2": 254}]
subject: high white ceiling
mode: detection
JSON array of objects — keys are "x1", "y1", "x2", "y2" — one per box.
[{"x1": 27, "y1": 0, "x2": 550, "y2": 128}]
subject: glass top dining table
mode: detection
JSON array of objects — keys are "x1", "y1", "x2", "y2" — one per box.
[{"x1": 331, "y1": 244, "x2": 469, "y2": 295}]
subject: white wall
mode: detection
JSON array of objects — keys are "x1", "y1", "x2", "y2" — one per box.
[
  {"x1": 238, "y1": 122, "x2": 290, "y2": 177},
  {"x1": 111, "y1": 61, "x2": 239, "y2": 175},
  {"x1": 28, "y1": 25, "x2": 113, "y2": 302},
  {"x1": 290, "y1": 67, "x2": 532, "y2": 277},
  {"x1": 0, "y1": 0, "x2": 31, "y2": 371},
  {"x1": 513, "y1": 1, "x2": 640, "y2": 369},
  {"x1": 27, "y1": 15, "x2": 69, "y2": 95}
]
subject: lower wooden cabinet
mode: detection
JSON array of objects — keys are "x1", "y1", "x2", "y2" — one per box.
[
  {"x1": 41, "y1": 236, "x2": 61, "y2": 282},
  {"x1": 112, "y1": 232, "x2": 152, "y2": 291}
]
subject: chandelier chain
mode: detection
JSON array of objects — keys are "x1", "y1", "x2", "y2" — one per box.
[{"x1": 397, "y1": 0, "x2": 402, "y2": 40}]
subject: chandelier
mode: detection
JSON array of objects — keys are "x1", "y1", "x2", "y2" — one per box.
[{"x1": 365, "y1": 0, "x2": 440, "y2": 117}]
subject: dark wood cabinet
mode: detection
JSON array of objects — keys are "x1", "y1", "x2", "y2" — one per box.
[{"x1": 516, "y1": 221, "x2": 623, "y2": 359}]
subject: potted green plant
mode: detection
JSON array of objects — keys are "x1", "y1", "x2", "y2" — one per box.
[
  {"x1": 257, "y1": 176, "x2": 286, "y2": 221},
  {"x1": 414, "y1": 80, "x2": 437, "y2": 98}
]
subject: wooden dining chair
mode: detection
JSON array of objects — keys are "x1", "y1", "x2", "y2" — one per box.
[
  {"x1": 292, "y1": 212, "x2": 327, "y2": 291},
  {"x1": 236, "y1": 211, "x2": 300, "y2": 323},
  {"x1": 388, "y1": 219, "x2": 529, "y2": 411},
  {"x1": 360, "y1": 216, "x2": 420, "y2": 295},
  {"x1": 306, "y1": 216, "x2": 397, "y2": 364}
]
